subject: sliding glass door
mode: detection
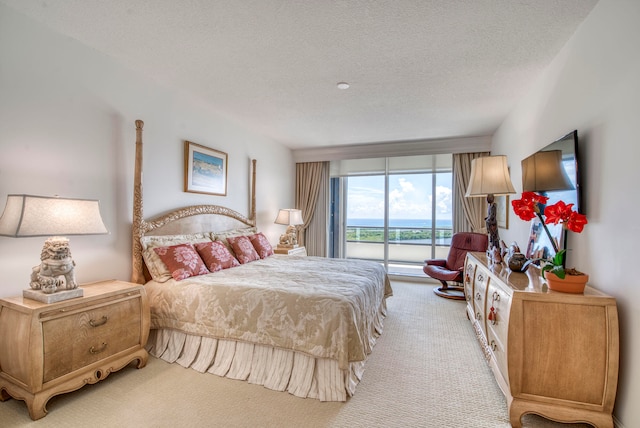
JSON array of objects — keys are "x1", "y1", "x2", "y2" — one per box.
[{"x1": 330, "y1": 154, "x2": 453, "y2": 276}]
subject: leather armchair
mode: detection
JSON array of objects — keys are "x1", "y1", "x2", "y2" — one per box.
[{"x1": 423, "y1": 232, "x2": 488, "y2": 299}]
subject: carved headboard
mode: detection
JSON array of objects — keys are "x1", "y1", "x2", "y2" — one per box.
[{"x1": 131, "y1": 120, "x2": 256, "y2": 284}]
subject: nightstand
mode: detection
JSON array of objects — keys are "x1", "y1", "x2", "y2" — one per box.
[
  {"x1": 0, "y1": 280, "x2": 150, "y2": 420},
  {"x1": 274, "y1": 246, "x2": 307, "y2": 256}
]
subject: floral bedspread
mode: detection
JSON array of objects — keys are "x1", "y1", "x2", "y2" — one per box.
[{"x1": 144, "y1": 255, "x2": 392, "y2": 369}]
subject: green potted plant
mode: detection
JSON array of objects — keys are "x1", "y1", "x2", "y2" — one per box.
[{"x1": 511, "y1": 192, "x2": 589, "y2": 292}]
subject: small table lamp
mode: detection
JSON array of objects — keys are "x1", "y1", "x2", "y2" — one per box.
[
  {"x1": 0, "y1": 194, "x2": 108, "y2": 303},
  {"x1": 465, "y1": 156, "x2": 516, "y2": 258},
  {"x1": 274, "y1": 209, "x2": 303, "y2": 249}
]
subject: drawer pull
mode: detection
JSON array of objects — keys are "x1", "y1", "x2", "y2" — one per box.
[
  {"x1": 89, "y1": 343, "x2": 108, "y2": 354},
  {"x1": 492, "y1": 291, "x2": 500, "y2": 301},
  {"x1": 89, "y1": 316, "x2": 108, "y2": 327},
  {"x1": 490, "y1": 340, "x2": 497, "y2": 351},
  {"x1": 475, "y1": 311, "x2": 482, "y2": 321},
  {"x1": 475, "y1": 292, "x2": 481, "y2": 301}
]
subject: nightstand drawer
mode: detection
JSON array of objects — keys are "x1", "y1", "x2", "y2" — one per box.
[
  {"x1": 42, "y1": 297, "x2": 141, "y2": 382},
  {"x1": 0, "y1": 280, "x2": 149, "y2": 420}
]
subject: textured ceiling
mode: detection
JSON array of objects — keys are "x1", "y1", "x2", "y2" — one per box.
[{"x1": 1, "y1": 0, "x2": 598, "y2": 149}]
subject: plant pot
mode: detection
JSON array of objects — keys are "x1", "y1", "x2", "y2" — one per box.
[{"x1": 543, "y1": 271, "x2": 589, "y2": 293}]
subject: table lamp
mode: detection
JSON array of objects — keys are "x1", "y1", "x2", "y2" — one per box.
[
  {"x1": 0, "y1": 194, "x2": 108, "y2": 303},
  {"x1": 465, "y1": 156, "x2": 516, "y2": 258},
  {"x1": 274, "y1": 208, "x2": 303, "y2": 249}
]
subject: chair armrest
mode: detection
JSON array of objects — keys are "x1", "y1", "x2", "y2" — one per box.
[{"x1": 424, "y1": 259, "x2": 446, "y2": 267}]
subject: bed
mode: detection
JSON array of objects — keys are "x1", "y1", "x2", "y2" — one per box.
[{"x1": 130, "y1": 120, "x2": 392, "y2": 401}]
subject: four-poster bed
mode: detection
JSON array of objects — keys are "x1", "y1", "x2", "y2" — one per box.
[{"x1": 130, "y1": 120, "x2": 392, "y2": 401}]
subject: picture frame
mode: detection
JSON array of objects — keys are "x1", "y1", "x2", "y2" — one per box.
[
  {"x1": 496, "y1": 195, "x2": 509, "y2": 229},
  {"x1": 184, "y1": 141, "x2": 228, "y2": 196},
  {"x1": 525, "y1": 216, "x2": 564, "y2": 260}
]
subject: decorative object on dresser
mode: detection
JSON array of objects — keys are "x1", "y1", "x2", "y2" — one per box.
[
  {"x1": 0, "y1": 194, "x2": 108, "y2": 303},
  {"x1": 184, "y1": 140, "x2": 228, "y2": 196},
  {"x1": 0, "y1": 280, "x2": 150, "y2": 420},
  {"x1": 423, "y1": 232, "x2": 488, "y2": 300},
  {"x1": 464, "y1": 155, "x2": 516, "y2": 261},
  {"x1": 274, "y1": 208, "x2": 303, "y2": 249},
  {"x1": 512, "y1": 191, "x2": 588, "y2": 292},
  {"x1": 464, "y1": 252, "x2": 618, "y2": 428}
]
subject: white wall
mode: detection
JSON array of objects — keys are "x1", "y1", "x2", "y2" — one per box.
[
  {"x1": 0, "y1": 5, "x2": 294, "y2": 298},
  {"x1": 492, "y1": 0, "x2": 640, "y2": 425}
]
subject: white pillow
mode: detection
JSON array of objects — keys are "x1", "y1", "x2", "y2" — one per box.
[{"x1": 140, "y1": 233, "x2": 213, "y2": 282}]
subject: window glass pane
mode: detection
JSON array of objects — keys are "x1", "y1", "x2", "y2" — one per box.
[{"x1": 345, "y1": 175, "x2": 385, "y2": 261}]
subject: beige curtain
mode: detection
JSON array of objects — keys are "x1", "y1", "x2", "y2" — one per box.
[
  {"x1": 453, "y1": 152, "x2": 489, "y2": 233},
  {"x1": 295, "y1": 162, "x2": 329, "y2": 256}
]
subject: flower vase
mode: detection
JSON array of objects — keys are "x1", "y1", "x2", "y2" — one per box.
[{"x1": 543, "y1": 271, "x2": 589, "y2": 293}]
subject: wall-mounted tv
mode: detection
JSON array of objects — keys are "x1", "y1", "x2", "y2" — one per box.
[
  {"x1": 521, "y1": 130, "x2": 582, "y2": 259},
  {"x1": 523, "y1": 130, "x2": 582, "y2": 213}
]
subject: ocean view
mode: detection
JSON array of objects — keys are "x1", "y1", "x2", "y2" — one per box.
[{"x1": 347, "y1": 218, "x2": 453, "y2": 229}]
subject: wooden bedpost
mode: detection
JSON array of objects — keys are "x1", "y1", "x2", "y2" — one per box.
[{"x1": 131, "y1": 120, "x2": 146, "y2": 284}]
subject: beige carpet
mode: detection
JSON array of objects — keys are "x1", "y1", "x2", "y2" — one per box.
[{"x1": 0, "y1": 280, "x2": 592, "y2": 427}]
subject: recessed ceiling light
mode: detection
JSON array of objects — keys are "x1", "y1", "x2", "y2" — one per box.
[{"x1": 337, "y1": 82, "x2": 350, "y2": 90}]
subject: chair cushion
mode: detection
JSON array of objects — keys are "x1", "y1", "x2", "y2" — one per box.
[
  {"x1": 446, "y1": 233, "x2": 488, "y2": 270},
  {"x1": 423, "y1": 264, "x2": 463, "y2": 282}
]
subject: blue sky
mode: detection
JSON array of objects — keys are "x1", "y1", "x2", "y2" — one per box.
[{"x1": 347, "y1": 173, "x2": 452, "y2": 220}]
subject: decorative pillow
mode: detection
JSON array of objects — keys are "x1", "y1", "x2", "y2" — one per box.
[
  {"x1": 214, "y1": 226, "x2": 258, "y2": 255},
  {"x1": 227, "y1": 235, "x2": 260, "y2": 264},
  {"x1": 195, "y1": 241, "x2": 240, "y2": 272},
  {"x1": 153, "y1": 243, "x2": 210, "y2": 281},
  {"x1": 140, "y1": 233, "x2": 212, "y2": 282},
  {"x1": 248, "y1": 232, "x2": 274, "y2": 259}
]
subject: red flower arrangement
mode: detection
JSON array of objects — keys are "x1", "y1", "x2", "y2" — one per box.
[{"x1": 511, "y1": 191, "x2": 588, "y2": 278}]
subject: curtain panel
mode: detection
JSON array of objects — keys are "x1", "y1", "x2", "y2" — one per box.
[
  {"x1": 453, "y1": 152, "x2": 489, "y2": 233},
  {"x1": 295, "y1": 162, "x2": 329, "y2": 256}
]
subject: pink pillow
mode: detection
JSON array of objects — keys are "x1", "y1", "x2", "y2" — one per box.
[
  {"x1": 153, "y1": 243, "x2": 209, "y2": 281},
  {"x1": 195, "y1": 241, "x2": 240, "y2": 272},
  {"x1": 248, "y1": 232, "x2": 274, "y2": 259},
  {"x1": 227, "y1": 235, "x2": 260, "y2": 264}
]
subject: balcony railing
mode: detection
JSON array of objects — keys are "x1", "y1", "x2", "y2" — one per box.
[{"x1": 345, "y1": 226, "x2": 453, "y2": 269}]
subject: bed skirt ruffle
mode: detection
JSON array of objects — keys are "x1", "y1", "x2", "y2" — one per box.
[{"x1": 146, "y1": 329, "x2": 369, "y2": 401}]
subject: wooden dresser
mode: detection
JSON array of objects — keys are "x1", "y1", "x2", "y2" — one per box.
[
  {"x1": 464, "y1": 252, "x2": 619, "y2": 428},
  {"x1": 0, "y1": 280, "x2": 150, "y2": 420}
]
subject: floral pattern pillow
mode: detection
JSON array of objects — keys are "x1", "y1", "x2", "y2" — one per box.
[
  {"x1": 227, "y1": 235, "x2": 260, "y2": 264},
  {"x1": 195, "y1": 241, "x2": 240, "y2": 272},
  {"x1": 248, "y1": 232, "x2": 274, "y2": 259},
  {"x1": 153, "y1": 243, "x2": 210, "y2": 281}
]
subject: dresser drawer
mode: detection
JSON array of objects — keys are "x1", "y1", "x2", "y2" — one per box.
[
  {"x1": 42, "y1": 296, "x2": 141, "y2": 383},
  {"x1": 486, "y1": 282, "x2": 511, "y2": 348},
  {"x1": 464, "y1": 260, "x2": 477, "y2": 306},
  {"x1": 472, "y1": 268, "x2": 488, "y2": 331}
]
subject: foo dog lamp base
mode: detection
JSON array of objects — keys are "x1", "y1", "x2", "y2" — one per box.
[{"x1": 23, "y1": 287, "x2": 83, "y2": 304}]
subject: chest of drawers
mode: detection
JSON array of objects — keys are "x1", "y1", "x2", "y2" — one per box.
[
  {"x1": 464, "y1": 252, "x2": 618, "y2": 428},
  {"x1": 0, "y1": 280, "x2": 150, "y2": 420}
]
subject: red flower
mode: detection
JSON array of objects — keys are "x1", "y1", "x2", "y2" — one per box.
[
  {"x1": 544, "y1": 201, "x2": 588, "y2": 233},
  {"x1": 511, "y1": 192, "x2": 549, "y2": 221}
]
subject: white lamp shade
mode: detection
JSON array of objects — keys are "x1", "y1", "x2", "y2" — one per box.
[
  {"x1": 465, "y1": 155, "x2": 516, "y2": 197},
  {"x1": 521, "y1": 150, "x2": 574, "y2": 192},
  {"x1": 274, "y1": 209, "x2": 303, "y2": 226},
  {"x1": 0, "y1": 194, "x2": 108, "y2": 237}
]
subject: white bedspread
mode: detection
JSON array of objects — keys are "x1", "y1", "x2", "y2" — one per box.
[{"x1": 144, "y1": 255, "x2": 392, "y2": 370}]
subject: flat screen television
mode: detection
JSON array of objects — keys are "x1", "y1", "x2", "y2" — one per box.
[
  {"x1": 534, "y1": 130, "x2": 582, "y2": 214},
  {"x1": 521, "y1": 130, "x2": 582, "y2": 259}
]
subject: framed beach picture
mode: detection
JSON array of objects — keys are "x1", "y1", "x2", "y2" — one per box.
[
  {"x1": 184, "y1": 141, "x2": 228, "y2": 196},
  {"x1": 496, "y1": 195, "x2": 509, "y2": 229}
]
